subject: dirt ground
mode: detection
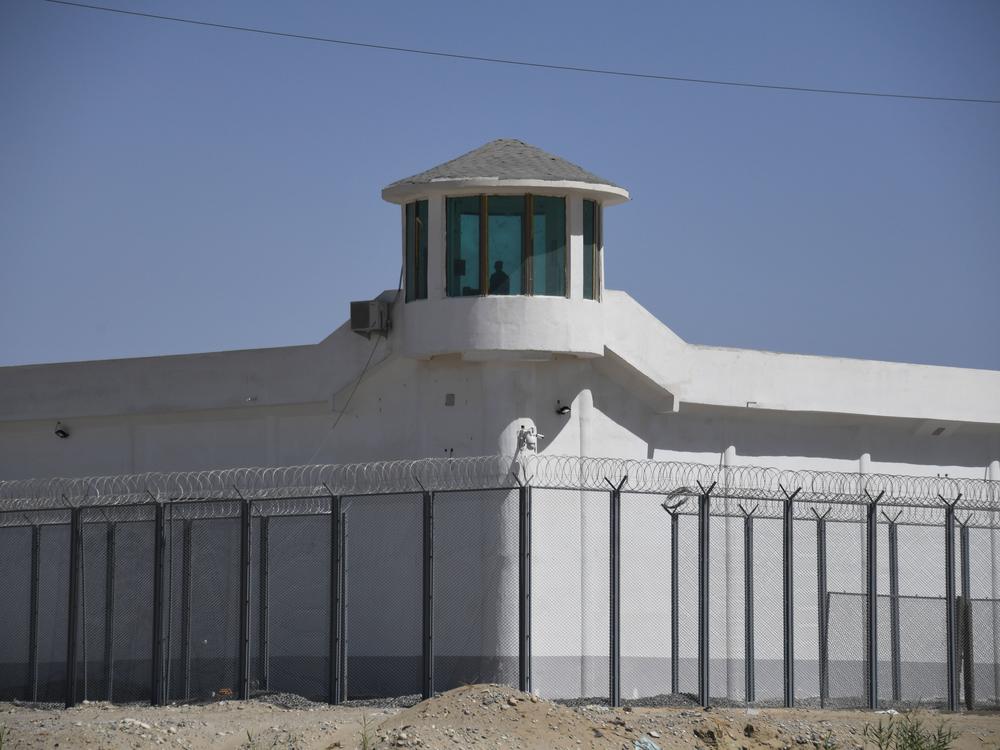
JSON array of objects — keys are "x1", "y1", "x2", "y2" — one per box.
[{"x1": 2, "y1": 684, "x2": 999, "y2": 749}]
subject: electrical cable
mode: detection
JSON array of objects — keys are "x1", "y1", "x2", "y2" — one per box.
[{"x1": 41, "y1": 0, "x2": 1000, "y2": 105}]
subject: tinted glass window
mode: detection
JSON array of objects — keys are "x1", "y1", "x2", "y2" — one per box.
[
  {"x1": 405, "y1": 201, "x2": 428, "y2": 302},
  {"x1": 487, "y1": 196, "x2": 524, "y2": 296},
  {"x1": 446, "y1": 197, "x2": 481, "y2": 296},
  {"x1": 583, "y1": 200, "x2": 596, "y2": 300},
  {"x1": 531, "y1": 196, "x2": 566, "y2": 296}
]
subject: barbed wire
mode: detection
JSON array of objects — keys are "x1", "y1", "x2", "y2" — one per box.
[{"x1": 1, "y1": 454, "x2": 995, "y2": 515}]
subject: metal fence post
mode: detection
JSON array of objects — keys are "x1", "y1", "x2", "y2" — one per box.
[
  {"x1": 340, "y1": 510, "x2": 348, "y2": 700},
  {"x1": 942, "y1": 494, "x2": 959, "y2": 712},
  {"x1": 518, "y1": 483, "x2": 532, "y2": 694},
  {"x1": 781, "y1": 485, "x2": 801, "y2": 708},
  {"x1": 103, "y1": 522, "x2": 116, "y2": 702},
  {"x1": 865, "y1": 490, "x2": 883, "y2": 710},
  {"x1": 885, "y1": 513, "x2": 902, "y2": 704},
  {"x1": 813, "y1": 509, "x2": 829, "y2": 708},
  {"x1": 328, "y1": 494, "x2": 343, "y2": 705},
  {"x1": 151, "y1": 501, "x2": 166, "y2": 706},
  {"x1": 237, "y1": 495, "x2": 252, "y2": 700},
  {"x1": 258, "y1": 515, "x2": 269, "y2": 693},
  {"x1": 422, "y1": 490, "x2": 435, "y2": 699},
  {"x1": 28, "y1": 524, "x2": 40, "y2": 703},
  {"x1": 960, "y1": 520, "x2": 974, "y2": 710},
  {"x1": 740, "y1": 505, "x2": 757, "y2": 704},
  {"x1": 697, "y1": 481, "x2": 715, "y2": 708},
  {"x1": 669, "y1": 507, "x2": 680, "y2": 695},
  {"x1": 65, "y1": 507, "x2": 82, "y2": 708},
  {"x1": 180, "y1": 519, "x2": 193, "y2": 701},
  {"x1": 607, "y1": 477, "x2": 625, "y2": 708}
]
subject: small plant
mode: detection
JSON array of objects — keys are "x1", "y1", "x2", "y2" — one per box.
[
  {"x1": 862, "y1": 712, "x2": 959, "y2": 750},
  {"x1": 358, "y1": 713, "x2": 375, "y2": 750}
]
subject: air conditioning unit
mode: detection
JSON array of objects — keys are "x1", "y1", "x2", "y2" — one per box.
[{"x1": 350, "y1": 299, "x2": 389, "y2": 338}]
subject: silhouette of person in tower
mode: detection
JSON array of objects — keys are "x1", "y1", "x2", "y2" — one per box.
[{"x1": 489, "y1": 261, "x2": 510, "y2": 295}]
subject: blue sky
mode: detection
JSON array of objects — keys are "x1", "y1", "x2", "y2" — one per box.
[{"x1": 1, "y1": 0, "x2": 998, "y2": 369}]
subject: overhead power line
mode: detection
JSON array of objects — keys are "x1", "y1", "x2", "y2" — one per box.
[{"x1": 42, "y1": 0, "x2": 1000, "y2": 105}]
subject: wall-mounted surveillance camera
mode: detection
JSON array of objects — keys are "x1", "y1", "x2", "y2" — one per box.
[
  {"x1": 555, "y1": 400, "x2": 571, "y2": 416},
  {"x1": 54, "y1": 422, "x2": 70, "y2": 439}
]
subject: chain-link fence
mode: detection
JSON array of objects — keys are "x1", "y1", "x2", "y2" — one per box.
[{"x1": 0, "y1": 454, "x2": 998, "y2": 712}]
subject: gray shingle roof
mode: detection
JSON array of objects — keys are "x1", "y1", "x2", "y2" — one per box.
[{"x1": 386, "y1": 139, "x2": 621, "y2": 189}]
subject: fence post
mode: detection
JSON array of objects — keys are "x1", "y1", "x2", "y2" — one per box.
[
  {"x1": 103, "y1": 522, "x2": 116, "y2": 702},
  {"x1": 865, "y1": 490, "x2": 883, "y2": 710},
  {"x1": 960, "y1": 520, "x2": 974, "y2": 710},
  {"x1": 340, "y1": 510, "x2": 348, "y2": 700},
  {"x1": 422, "y1": 490, "x2": 435, "y2": 699},
  {"x1": 151, "y1": 501, "x2": 166, "y2": 706},
  {"x1": 28, "y1": 525, "x2": 40, "y2": 703},
  {"x1": 237, "y1": 494, "x2": 252, "y2": 700},
  {"x1": 671, "y1": 511, "x2": 680, "y2": 696},
  {"x1": 781, "y1": 485, "x2": 801, "y2": 708},
  {"x1": 328, "y1": 494, "x2": 343, "y2": 704},
  {"x1": 258, "y1": 515, "x2": 269, "y2": 693},
  {"x1": 518, "y1": 482, "x2": 532, "y2": 694},
  {"x1": 942, "y1": 494, "x2": 959, "y2": 712},
  {"x1": 607, "y1": 477, "x2": 626, "y2": 708},
  {"x1": 740, "y1": 505, "x2": 757, "y2": 704},
  {"x1": 885, "y1": 513, "x2": 901, "y2": 704},
  {"x1": 180, "y1": 519, "x2": 193, "y2": 701},
  {"x1": 65, "y1": 507, "x2": 82, "y2": 708},
  {"x1": 697, "y1": 481, "x2": 716, "y2": 708},
  {"x1": 813, "y1": 509, "x2": 829, "y2": 708}
]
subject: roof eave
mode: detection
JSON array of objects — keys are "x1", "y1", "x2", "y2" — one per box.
[{"x1": 381, "y1": 178, "x2": 630, "y2": 205}]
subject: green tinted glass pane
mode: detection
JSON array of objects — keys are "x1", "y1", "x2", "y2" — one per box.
[
  {"x1": 405, "y1": 203, "x2": 416, "y2": 302},
  {"x1": 487, "y1": 196, "x2": 523, "y2": 295},
  {"x1": 405, "y1": 201, "x2": 429, "y2": 302},
  {"x1": 447, "y1": 197, "x2": 481, "y2": 296},
  {"x1": 532, "y1": 196, "x2": 566, "y2": 296},
  {"x1": 582, "y1": 200, "x2": 595, "y2": 300},
  {"x1": 415, "y1": 200, "x2": 428, "y2": 299}
]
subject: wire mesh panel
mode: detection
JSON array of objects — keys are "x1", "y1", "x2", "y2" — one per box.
[
  {"x1": 37, "y1": 518, "x2": 71, "y2": 703},
  {"x1": 620, "y1": 492, "x2": 672, "y2": 702},
  {"x1": 531, "y1": 488, "x2": 609, "y2": 700},
  {"x1": 751, "y1": 518, "x2": 783, "y2": 704},
  {"x1": 433, "y1": 489, "x2": 518, "y2": 692},
  {"x1": 263, "y1": 511, "x2": 330, "y2": 700},
  {"x1": 0, "y1": 520, "x2": 32, "y2": 699},
  {"x1": 967, "y1": 525, "x2": 1000, "y2": 708},
  {"x1": 709, "y1": 505, "x2": 744, "y2": 703},
  {"x1": 344, "y1": 493, "x2": 422, "y2": 699},
  {"x1": 675, "y1": 512, "x2": 699, "y2": 698},
  {"x1": 825, "y1": 518, "x2": 866, "y2": 706},
  {"x1": 79, "y1": 516, "x2": 108, "y2": 702},
  {"x1": 167, "y1": 507, "x2": 242, "y2": 701},
  {"x1": 793, "y1": 516, "x2": 819, "y2": 703}
]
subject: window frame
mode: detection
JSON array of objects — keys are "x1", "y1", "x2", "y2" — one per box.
[
  {"x1": 583, "y1": 199, "x2": 602, "y2": 301},
  {"x1": 404, "y1": 200, "x2": 428, "y2": 302},
  {"x1": 446, "y1": 193, "x2": 569, "y2": 299}
]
